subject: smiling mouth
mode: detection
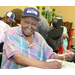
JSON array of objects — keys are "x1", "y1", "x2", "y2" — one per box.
[{"x1": 25, "y1": 28, "x2": 32, "y2": 33}]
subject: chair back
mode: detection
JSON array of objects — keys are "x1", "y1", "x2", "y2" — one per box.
[
  {"x1": 42, "y1": 19, "x2": 63, "y2": 53},
  {"x1": 0, "y1": 42, "x2": 4, "y2": 68}
]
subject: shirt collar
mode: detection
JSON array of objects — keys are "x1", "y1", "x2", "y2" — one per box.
[
  {"x1": 19, "y1": 26, "x2": 38, "y2": 43},
  {"x1": 19, "y1": 26, "x2": 23, "y2": 36}
]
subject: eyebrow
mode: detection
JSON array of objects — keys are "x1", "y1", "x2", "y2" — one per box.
[{"x1": 23, "y1": 19, "x2": 38, "y2": 23}]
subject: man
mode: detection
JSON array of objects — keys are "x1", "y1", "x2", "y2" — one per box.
[
  {"x1": 2, "y1": 11, "x2": 15, "y2": 26},
  {"x1": 0, "y1": 11, "x2": 15, "y2": 43},
  {"x1": 1, "y1": 7, "x2": 74, "y2": 69}
]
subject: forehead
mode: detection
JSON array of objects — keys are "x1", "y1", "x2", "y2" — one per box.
[{"x1": 22, "y1": 16, "x2": 38, "y2": 21}]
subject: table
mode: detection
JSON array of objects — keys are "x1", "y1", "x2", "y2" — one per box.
[
  {"x1": 61, "y1": 62, "x2": 75, "y2": 69},
  {"x1": 21, "y1": 66, "x2": 41, "y2": 69},
  {"x1": 46, "y1": 59, "x2": 75, "y2": 69},
  {"x1": 21, "y1": 59, "x2": 75, "y2": 69}
]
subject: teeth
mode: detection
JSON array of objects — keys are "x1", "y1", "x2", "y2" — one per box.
[{"x1": 26, "y1": 29, "x2": 31, "y2": 32}]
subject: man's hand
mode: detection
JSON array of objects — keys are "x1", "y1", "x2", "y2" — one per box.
[
  {"x1": 63, "y1": 50, "x2": 74, "y2": 60},
  {"x1": 44, "y1": 61, "x2": 62, "y2": 69},
  {"x1": 54, "y1": 50, "x2": 74, "y2": 61}
]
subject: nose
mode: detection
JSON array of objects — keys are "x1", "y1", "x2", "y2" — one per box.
[{"x1": 28, "y1": 24, "x2": 32, "y2": 28}]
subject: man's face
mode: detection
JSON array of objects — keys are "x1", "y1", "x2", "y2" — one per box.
[
  {"x1": 5, "y1": 17, "x2": 12, "y2": 25},
  {"x1": 21, "y1": 16, "x2": 38, "y2": 37}
]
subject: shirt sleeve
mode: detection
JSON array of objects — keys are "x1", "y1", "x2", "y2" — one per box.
[
  {"x1": 3, "y1": 34, "x2": 21, "y2": 59},
  {"x1": 43, "y1": 40, "x2": 56, "y2": 60},
  {"x1": 39, "y1": 35, "x2": 56, "y2": 61}
]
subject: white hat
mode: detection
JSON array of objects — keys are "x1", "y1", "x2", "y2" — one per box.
[{"x1": 6, "y1": 11, "x2": 15, "y2": 22}]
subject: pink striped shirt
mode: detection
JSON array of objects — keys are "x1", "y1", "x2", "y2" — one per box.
[{"x1": 1, "y1": 26, "x2": 56, "y2": 69}]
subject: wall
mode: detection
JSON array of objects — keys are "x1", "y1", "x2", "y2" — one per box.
[
  {"x1": 0, "y1": 6, "x2": 43, "y2": 17},
  {"x1": 50, "y1": 6, "x2": 75, "y2": 46},
  {"x1": 0, "y1": 6, "x2": 28, "y2": 17}
]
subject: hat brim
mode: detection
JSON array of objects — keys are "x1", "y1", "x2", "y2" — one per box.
[
  {"x1": 22, "y1": 15, "x2": 41, "y2": 21},
  {"x1": 10, "y1": 18, "x2": 15, "y2": 22}
]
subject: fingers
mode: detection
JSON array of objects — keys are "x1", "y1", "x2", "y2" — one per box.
[
  {"x1": 56, "y1": 61, "x2": 62, "y2": 69},
  {"x1": 46, "y1": 60, "x2": 62, "y2": 69},
  {"x1": 64, "y1": 53, "x2": 74, "y2": 60},
  {"x1": 52, "y1": 61, "x2": 62, "y2": 69},
  {"x1": 63, "y1": 51, "x2": 74, "y2": 60},
  {"x1": 64, "y1": 55, "x2": 70, "y2": 60},
  {"x1": 65, "y1": 50, "x2": 70, "y2": 53}
]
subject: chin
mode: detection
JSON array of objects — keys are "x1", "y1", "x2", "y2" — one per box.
[
  {"x1": 25, "y1": 35, "x2": 31, "y2": 37},
  {"x1": 23, "y1": 31, "x2": 35, "y2": 37},
  {"x1": 25, "y1": 34, "x2": 32, "y2": 37}
]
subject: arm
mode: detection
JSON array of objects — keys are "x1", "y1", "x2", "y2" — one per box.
[
  {"x1": 13, "y1": 53, "x2": 62, "y2": 69},
  {"x1": 13, "y1": 53, "x2": 46, "y2": 69},
  {"x1": 54, "y1": 50, "x2": 74, "y2": 61},
  {"x1": 54, "y1": 54, "x2": 64, "y2": 60}
]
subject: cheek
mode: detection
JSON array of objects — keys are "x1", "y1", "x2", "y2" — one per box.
[
  {"x1": 7, "y1": 18, "x2": 10, "y2": 22},
  {"x1": 31, "y1": 27, "x2": 37, "y2": 32},
  {"x1": 21, "y1": 26, "x2": 25, "y2": 31},
  {"x1": 33, "y1": 25, "x2": 37, "y2": 30},
  {"x1": 21, "y1": 25, "x2": 37, "y2": 33},
  {"x1": 21, "y1": 24, "x2": 25, "y2": 28}
]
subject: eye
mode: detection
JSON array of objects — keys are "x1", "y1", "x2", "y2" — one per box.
[
  {"x1": 25, "y1": 21, "x2": 30, "y2": 24},
  {"x1": 32, "y1": 23, "x2": 37, "y2": 26}
]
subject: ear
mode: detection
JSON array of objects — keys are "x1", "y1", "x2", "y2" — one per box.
[
  {"x1": 5, "y1": 17, "x2": 7, "y2": 20},
  {"x1": 20, "y1": 18, "x2": 22, "y2": 24}
]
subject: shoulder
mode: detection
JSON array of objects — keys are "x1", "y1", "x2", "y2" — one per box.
[
  {"x1": 39, "y1": 16, "x2": 49, "y2": 26},
  {"x1": 0, "y1": 20, "x2": 10, "y2": 28},
  {"x1": 0, "y1": 20, "x2": 5, "y2": 26},
  {"x1": 35, "y1": 31, "x2": 42, "y2": 37},
  {"x1": 40, "y1": 16, "x2": 48, "y2": 23},
  {"x1": 6, "y1": 26, "x2": 20, "y2": 35},
  {"x1": 40, "y1": 15, "x2": 47, "y2": 21},
  {"x1": 34, "y1": 31, "x2": 45, "y2": 41}
]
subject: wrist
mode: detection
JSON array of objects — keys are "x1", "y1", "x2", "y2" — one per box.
[{"x1": 54, "y1": 54, "x2": 64, "y2": 60}]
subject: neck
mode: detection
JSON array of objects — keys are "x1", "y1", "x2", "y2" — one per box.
[{"x1": 26, "y1": 34, "x2": 33, "y2": 45}]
